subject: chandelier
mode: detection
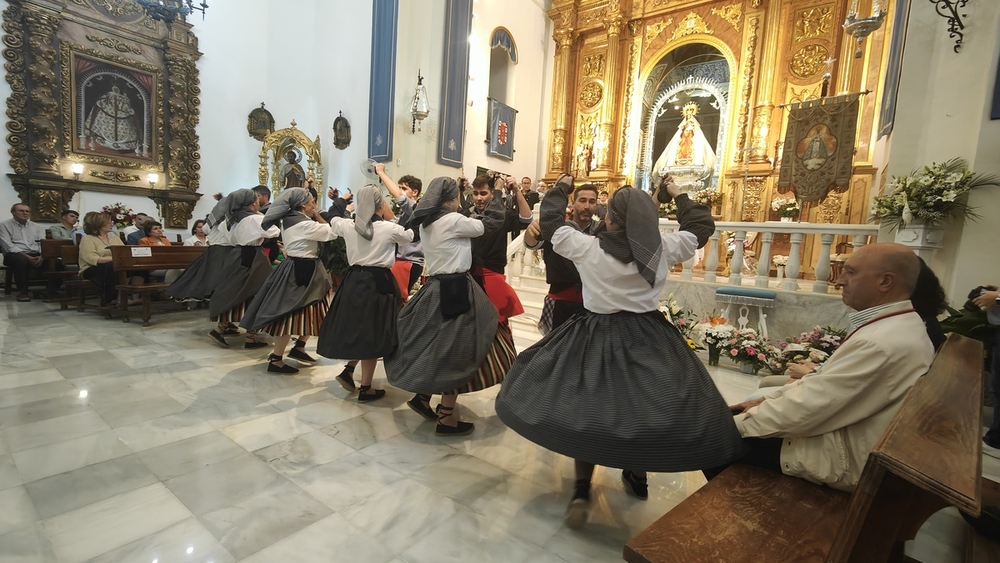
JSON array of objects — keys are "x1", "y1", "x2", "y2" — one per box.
[
  {"x1": 843, "y1": 0, "x2": 886, "y2": 58},
  {"x1": 135, "y1": 0, "x2": 209, "y2": 23}
]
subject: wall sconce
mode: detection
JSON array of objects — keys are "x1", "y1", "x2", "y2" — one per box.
[
  {"x1": 147, "y1": 173, "x2": 159, "y2": 188},
  {"x1": 843, "y1": 0, "x2": 886, "y2": 58},
  {"x1": 410, "y1": 70, "x2": 429, "y2": 133},
  {"x1": 70, "y1": 162, "x2": 84, "y2": 180}
]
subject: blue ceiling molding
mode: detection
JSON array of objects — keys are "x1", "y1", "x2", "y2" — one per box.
[
  {"x1": 490, "y1": 27, "x2": 518, "y2": 64},
  {"x1": 368, "y1": 0, "x2": 399, "y2": 162}
]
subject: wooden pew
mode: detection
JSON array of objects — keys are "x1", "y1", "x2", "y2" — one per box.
[
  {"x1": 624, "y1": 333, "x2": 983, "y2": 563},
  {"x1": 39, "y1": 238, "x2": 74, "y2": 302},
  {"x1": 110, "y1": 245, "x2": 207, "y2": 326}
]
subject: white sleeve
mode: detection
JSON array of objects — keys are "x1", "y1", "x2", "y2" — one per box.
[
  {"x1": 298, "y1": 220, "x2": 338, "y2": 242},
  {"x1": 661, "y1": 231, "x2": 698, "y2": 266},
  {"x1": 329, "y1": 217, "x2": 352, "y2": 238},
  {"x1": 388, "y1": 223, "x2": 414, "y2": 244},
  {"x1": 551, "y1": 225, "x2": 600, "y2": 264},
  {"x1": 453, "y1": 215, "x2": 485, "y2": 238}
]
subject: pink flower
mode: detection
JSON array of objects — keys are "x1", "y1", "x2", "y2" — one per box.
[
  {"x1": 730, "y1": 338, "x2": 738, "y2": 345},
  {"x1": 730, "y1": 350, "x2": 738, "y2": 356},
  {"x1": 757, "y1": 353, "x2": 766, "y2": 361},
  {"x1": 746, "y1": 347, "x2": 757, "y2": 356}
]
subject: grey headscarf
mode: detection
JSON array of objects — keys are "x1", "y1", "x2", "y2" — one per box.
[
  {"x1": 225, "y1": 189, "x2": 259, "y2": 229},
  {"x1": 261, "y1": 187, "x2": 312, "y2": 230},
  {"x1": 205, "y1": 194, "x2": 230, "y2": 230},
  {"x1": 353, "y1": 184, "x2": 383, "y2": 241},
  {"x1": 409, "y1": 177, "x2": 459, "y2": 229},
  {"x1": 598, "y1": 187, "x2": 662, "y2": 286}
]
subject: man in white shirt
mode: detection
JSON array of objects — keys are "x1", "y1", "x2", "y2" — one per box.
[
  {"x1": 710, "y1": 243, "x2": 935, "y2": 492},
  {"x1": 0, "y1": 203, "x2": 47, "y2": 301},
  {"x1": 121, "y1": 213, "x2": 149, "y2": 240}
]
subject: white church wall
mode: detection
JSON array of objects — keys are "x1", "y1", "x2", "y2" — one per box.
[{"x1": 883, "y1": 0, "x2": 1000, "y2": 299}]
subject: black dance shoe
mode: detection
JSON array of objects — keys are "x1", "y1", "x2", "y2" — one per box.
[
  {"x1": 287, "y1": 340, "x2": 316, "y2": 364},
  {"x1": 564, "y1": 480, "x2": 592, "y2": 530},
  {"x1": 223, "y1": 323, "x2": 241, "y2": 335},
  {"x1": 407, "y1": 394, "x2": 437, "y2": 421},
  {"x1": 336, "y1": 366, "x2": 356, "y2": 392},
  {"x1": 357, "y1": 385, "x2": 386, "y2": 403},
  {"x1": 244, "y1": 339, "x2": 268, "y2": 350},
  {"x1": 621, "y1": 470, "x2": 649, "y2": 500},
  {"x1": 434, "y1": 405, "x2": 474, "y2": 436},
  {"x1": 267, "y1": 354, "x2": 299, "y2": 374},
  {"x1": 208, "y1": 329, "x2": 229, "y2": 348}
]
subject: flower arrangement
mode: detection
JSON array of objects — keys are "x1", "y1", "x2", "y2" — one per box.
[
  {"x1": 691, "y1": 188, "x2": 719, "y2": 207},
  {"x1": 772, "y1": 254, "x2": 788, "y2": 267},
  {"x1": 722, "y1": 231, "x2": 752, "y2": 256},
  {"x1": 722, "y1": 327, "x2": 775, "y2": 372},
  {"x1": 659, "y1": 294, "x2": 700, "y2": 349},
  {"x1": 658, "y1": 200, "x2": 677, "y2": 218},
  {"x1": 101, "y1": 202, "x2": 135, "y2": 230},
  {"x1": 769, "y1": 325, "x2": 847, "y2": 374},
  {"x1": 771, "y1": 196, "x2": 801, "y2": 219},
  {"x1": 695, "y1": 314, "x2": 735, "y2": 365},
  {"x1": 870, "y1": 157, "x2": 1000, "y2": 230}
]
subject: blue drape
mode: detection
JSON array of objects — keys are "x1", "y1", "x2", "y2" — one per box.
[
  {"x1": 490, "y1": 28, "x2": 517, "y2": 64},
  {"x1": 368, "y1": 0, "x2": 399, "y2": 161},
  {"x1": 437, "y1": 0, "x2": 473, "y2": 167}
]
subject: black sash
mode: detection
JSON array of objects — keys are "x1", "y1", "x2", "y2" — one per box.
[
  {"x1": 351, "y1": 265, "x2": 395, "y2": 295},
  {"x1": 240, "y1": 246, "x2": 260, "y2": 268},
  {"x1": 435, "y1": 272, "x2": 470, "y2": 319},
  {"x1": 292, "y1": 257, "x2": 317, "y2": 287}
]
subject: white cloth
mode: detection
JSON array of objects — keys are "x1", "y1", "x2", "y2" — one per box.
[
  {"x1": 0, "y1": 218, "x2": 44, "y2": 254},
  {"x1": 183, "y1": 235, "x2": 208, "y2": 246},
  {"x1": 550, "y1": 226, "x2": 697, "y2": 314},
  {"x1": 121, "y1": 225, "x2": 139, "y2": 238},
  {"x1": 230, "y1": 214, "x2": 280, "y2": 246},
  {"x1": 282, "y1": 220, "x2": 337, "y2": 258},
  {"x1": 206, "y1": 221, "x2": 232, "y2": 246},
  {"x1": 735, "y1": 301, "x2": 934, "y2": 492},
  {"x1": 420, "y1": 213, "x2": 484, "y2": 276},
  {"x1": 330, "y1": 217, "x2": 413, "y2": 268}
]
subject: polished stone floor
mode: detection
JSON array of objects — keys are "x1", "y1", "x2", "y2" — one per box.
[{"x1": 0, "y1": 299, "x2": 984, "y2": 562}]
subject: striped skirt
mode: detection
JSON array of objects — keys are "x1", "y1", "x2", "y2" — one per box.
[
  {"x1": 261, "y1": 297, "x2": 329, "y2": 337},
  {"x1": 444, "y1": 322, "x2": 515, "y2": 395},
  {"x1": 215, "y1": 299, "x2": 248, "y2": 325},
  {"x1": 495, "y1": 310, "x2": 746, "y2": 472}
]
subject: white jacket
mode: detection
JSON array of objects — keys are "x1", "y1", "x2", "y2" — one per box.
[{"x1": 734, "y1": 301, "x2": 935, "y2": 491}]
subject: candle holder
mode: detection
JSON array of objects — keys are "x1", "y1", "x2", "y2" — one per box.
[{"x1": 843, "y1": 0, "x2": 887, "y2": 58}]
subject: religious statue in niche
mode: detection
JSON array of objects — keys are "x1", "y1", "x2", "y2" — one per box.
[
  {"x1": 797, "y1": 124, "x2": 837, "y2": 171},
  {"x1": 574, "y1": 143, "x2": 594, "y2": 178},
  {"x1": 278, "y1": 148, "x2": 306, "y2": 190},
  {"x1": 74, "y1": 54, "x2": 155, "y2": 162},
  {"x1": 651, "y1": 101, "x2": 716, "y2": 192}
]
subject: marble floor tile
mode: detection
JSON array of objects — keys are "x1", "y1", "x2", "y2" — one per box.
[
  {"x1": 0, "y1": 380, "x2": 76, "y2": 409},
  {"x1": 0, "y1": 523, "x2": 57, "y2": 563},
  {"x1": 188, "y1": 396, "x2": 282, "y2": 429},
  {"x1": 253, "y1": 430, "x2": 356, "y2": 477},
  {"x1": 135, "y1": 431, "x2": 246, "y2": 481},
  {"x1": 40, "y1": 483, "x2": 191, "y2": 563},
  {"x1": 360, "y1": 432, "x2": 462, "y2": 476},
  {"x1": 241, "y1": 513, "x2": 396, "y2": 563},
  {"x1": 88, "y1": 386, "x2": 189, "y2": 428},
  {"x1": 0, "y1": 393, "x2": 92, "y2": 429},
  {"x1": 114, "y1": 409, "x2": 215, "y2": 452},
  {"x1": 11, "y1": 429, "x2": 132, "y2": 483},
  {"x1": 0, "y1": 454, "x2": 21, "y2": 490},
  {"x1": 195, "y1": 477, "x2": 332, "y2": 560},
  {"x1": 340, "y1": 477, "x2": 462, "y2": 555},
  {"x1": 0, "y1": 369, "x2": 64, "y2": 392},
  {"x1": 86, "y1": 516, "x2": 235, "y2": 563},
  {"x1": 220, "y1": 410, "x2": 316, "y2": 452},
  {"x1": 25, "y1": 454, "x2": 158, "y2": 519},
  {"x1": 290, "y1": 398, "x2": 368, "y2": 428},
  {"x1": 410, "y1": 453, "x2": 510, "y2": 508},
  {"x1": 164, "y1": 451, "x2": 282, "y2": 516},
  {"x1": 0, "y1": 486, "x2": 39, "y2": 536},
  {"x1": 464, "y1": 473, "x2": 568, "y2": 548},
  {"x1": 399, "y1": 508, "x2": 557, "y2": 563},
  {"x1": 288, "y1": 451, "x2": 405, "y2": 512},
  {"x1": 2, "y1": 410, "x2": 110, "y2": 452},
  {"x1": 321, "y1": 409, "x2": 422, "y2": 451}
]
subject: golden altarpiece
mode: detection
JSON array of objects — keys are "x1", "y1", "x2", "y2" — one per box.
[
  {"x1": 3, "y1": 0, "x2": 202, "y2": 228},
  {"x1": 545, "y1": 0, "x2": 896, "y2": 277}
]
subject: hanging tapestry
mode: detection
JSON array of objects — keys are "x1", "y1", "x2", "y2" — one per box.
[
  {"x1": 487, "y1": 99, "x2": 517, "y2": 161},
  {"x1": 777, "y1": 93, "x2": 861, "y2": 203}
]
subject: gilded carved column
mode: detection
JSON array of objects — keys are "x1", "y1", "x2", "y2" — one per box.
[
  {"x1": 596, "y1": 5, "x2": 623, "y2": 172},
  {"x1": 23, "y1": 9, "x2": 60, "y2": 174},
  {"x1": 548, "y1": 10, "x2": 575, "y2": 174},
  {"x1": 164, "y1": 51, "x2": 201, "y2": 191},
  {"x1": 2, "y1": 4, "x2": 28, "y2": 176}
]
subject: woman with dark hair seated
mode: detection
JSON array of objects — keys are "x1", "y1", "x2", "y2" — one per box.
[{"x1": 912, "y1": 257, "x2": 948, "y2": 351}]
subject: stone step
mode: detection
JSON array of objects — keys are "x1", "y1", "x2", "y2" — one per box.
[{"x1": 515, "y1": 274, "x2": 549, "y2": 290}]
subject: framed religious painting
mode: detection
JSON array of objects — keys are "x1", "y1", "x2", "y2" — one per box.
[{"x1": 60, "y1": 44, "x2": 165, "y2": 171}]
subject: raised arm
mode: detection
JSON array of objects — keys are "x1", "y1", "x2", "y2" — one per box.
[{"x1": 374, "y1": 163, "x2": 403, "y2": 201}]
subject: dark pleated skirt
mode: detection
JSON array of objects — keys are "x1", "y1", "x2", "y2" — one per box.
[
  {"x1": 384, "y1": 274, "x2": 499, "y2": 394},
  {"x1": 495, "y1": 310, "x2": 746, "y2": 472},
  {"x1": 166, "y1": 245, "x2": 240, "y2": 300},
  {"x1": 208, "y1": 247, "x2": 272, "y2": 318},
  {"x1": 316, "y1": 266, "x2": 401, "y2": 360},
  {"x1": 240, "y1": 257, "x2": 332, "y2": 332}
]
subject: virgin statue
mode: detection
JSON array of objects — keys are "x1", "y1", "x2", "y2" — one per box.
[
  {"x1": 84, "y1": 85, "x2": 141, "y2": 153},
  {"x1": 651, "y1": 101, "x2": 716, "y2": 189}
]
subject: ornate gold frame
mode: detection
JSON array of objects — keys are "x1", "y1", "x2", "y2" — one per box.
[
  {"x1": 59, "y1": 42, "x2": 165, "y2": 172},
  {"x1": 258, "y1": 121, "x2": 323, "y2": 196}
]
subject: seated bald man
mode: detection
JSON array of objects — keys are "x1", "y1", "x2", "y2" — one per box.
[{"x1": 705, "y1": 243, "x2": 935, "y2": 492}]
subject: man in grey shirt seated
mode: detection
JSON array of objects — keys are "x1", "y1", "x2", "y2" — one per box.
[{"x1": 0, "y1": 203, "x2": 49, "y2": 301}]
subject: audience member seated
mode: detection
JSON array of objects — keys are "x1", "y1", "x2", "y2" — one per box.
[
  {"x1": 184, "y1": 219, "x2": 209, "y2": 246},
  {"x1": 706, "y1": 243, "x2": 935, "y2": 492},
  {"x1": 138, "y1": 221, "x2": 171, "y2": 247},
  {"x1": 79, "y1": 211, "x2": 125, "y2": 305},
  {"x1": 125, "y1": 214, "x2": 151, "y2": 245},
  {"x1": 121, "y1": 212, "x2": 148, "y2": 241},
  {"x1": 49, "y1": 209, "x2": 80, "y2": 241},
  {"x1": 0, "y1": 203, "x2": 57, "y2": 301}
]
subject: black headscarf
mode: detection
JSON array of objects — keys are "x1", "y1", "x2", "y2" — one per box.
[
  {"x1": 598, "y1": 187, "x2": 662, "y2": 286},
  {"x1": 409, "y1": 177, "x2": 459, "y2": 229}
]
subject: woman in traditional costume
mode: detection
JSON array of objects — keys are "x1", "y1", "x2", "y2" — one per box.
[
  {"x1": 240, "y1": 188, "x2": 334, "y2": 373},
  {"x1": 316, "y1": 185, "x2": 413, "y2": 402},
  {"x1": 495, "y1": 174, "x2": 745, "y2": 529},
  {"x1": 384, "y1": 177, "x2": 515, "y2": 435}
]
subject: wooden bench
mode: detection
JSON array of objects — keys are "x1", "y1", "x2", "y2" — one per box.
[
  {"x1": 624, "y1": 333, "x2": 983, "y2": 563},
  {"x1": 111, "y1": 245, "x2": 207, "y2": 326}
]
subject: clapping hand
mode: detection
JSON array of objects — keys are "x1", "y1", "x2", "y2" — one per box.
[
  {"x1": 729, "y1": 397, "x2": 765, "y2": 414},
  {"x1": 973, "y1": 290, "x2": 1000, "y2": 309}
]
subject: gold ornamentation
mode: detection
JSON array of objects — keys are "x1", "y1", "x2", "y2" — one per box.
[
  {"x1": 14, "y1": 184, "x2": 79, "y2": 222},
  {"x1": 551, "y1": 129, "x2": 566, "y2": 170},
  {"x1": 60, "y1": 44, "x2": 166, "y2": 172},
  {"x1": 578, "y1": 8, "x2": 606, "y2": 28},
  {"x1": 819, "y1": 191, "x2": 842, "y2": 223},
  {"x1": 85, "y1": 34, "x2": 141, "y2": 55},
  {"x1": 151, "y1": 197, "x2": 197, "y2": 229},
  {"x1": 579, "y1": 82, "x2": 603, "y2": 110},
  {"x1": 794, "y1": 5, "x2": 834, "y2": 43},
  {"x1": 789, "y1": 44, "x2": 830, "y2": 79},
  {"x1": 750, "y1": 0, "x2": 762, "y2": 6},
  {"x1": 742, "y1": 176, "x2": 765, "y2": 221},
  {"x1": 2, "y1": 5, "x2": 28, "y2": 175},
  {"x1": 671, "y1": 12, "x2": 713, "y2": 41},
  {"x1": 89, "y1": 170, "x2": 140, "y2": 183},
  {"x1": 553, "y1": 28, "x2": 574, "y2": 49},
  {"x1": 644, "y1": 18, "x2": 673, "y2": 45},
  {"x1": 788, "y1": 85, "x2": 821, "y2": 104},
  {"x1": 259, "y1": 122, "x2": 323, "y2": 195},
  {"x1": 582, "y1": 54, "x2": 605, "y2": 78},
  {"x1": 89, "y1": 0, "x2": 144, "y2": 17},
  {"x1": 25, "y1": 11, "x2": 61, "y2": 174},
  {"x1": 736, "y1": 16, "x2": 760, "y2": 164},
  {"x1": 711, "y1": 4, "x2": 743, "y2": 32},
  {"x1": 619, "y1": 42, "x2": 639, "y2": 172},
  {"x1": 165, "y1": 52, "x2": 201, "y2": 191}
]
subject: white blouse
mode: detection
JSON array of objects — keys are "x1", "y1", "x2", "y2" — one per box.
[
  {"x1": 282, "y1": 220, "x2": 337, "y2": 258},
  {"x1": 230, "y1": 214, "x2": 280, "y2": 246},
  {"x1": 420, "y1": 213, "x2": 485, "y2": 276},
  {"x1": 550, "y1": 226, "x2": 698, "y2": 314},
  {"x1": 183, "y1": 235, "x2": 208, "y2": 246},
  {"x1": 206, "y1": 221, "x2": 232, "y2": 246},
  {"x1": 329, "y1": 217, "x2": 413, "y2": 268}
]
